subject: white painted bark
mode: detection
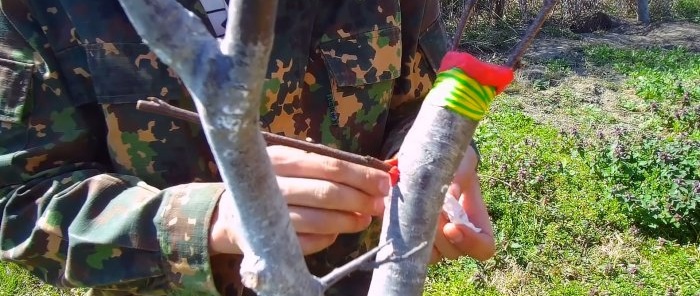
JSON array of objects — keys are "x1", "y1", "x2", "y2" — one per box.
[
  {"x1": 116, "y1": 0, "x2": 324, "y2": 295},
  {"x1": 118, "y1": 0, "x2": 554, "y2": 294},
  {"x1": 367, "y1": 104, "x2": 478, "y2": 295}
]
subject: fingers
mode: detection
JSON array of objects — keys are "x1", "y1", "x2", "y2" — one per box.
[
  {"x1": 268, "y1": 145, "x2": 391, "y2": 197},
  {"x1": 298, "y1": 233, "x2": 338, "y2": 255},
  {"x1": 434, "y1": 182, "x2": 496, "y2": 262},
  {"x1": 209, "y1": 193, "x2": 243, "y2": 255},
  {"x1": 291, "y1": 205, "x2": 372, "y2": 255},
  {"x1": 453, "y1": 145, "x2": 479, "y2": 190},
  {"x1": 455, "y1": 172, "x2": 496, "y2": 261},
  {"x1": 278, "y1": 177, "x2": 384, "y2": 216},
  {"x1": 264, "y1": 146, "x2": 390, "y2": 256},
  {"x1": 451, "y1": 182, "x2": 462, "y2": 195},
  {"x1": 288, "y1": 205, "x2": 372, "y2": 234},
  {"x1": 442, "y1": 223, "x2": 496, "y2": 261},
  {"x1": 433, "y1": 213, "x2": 463, "y2": 261}
]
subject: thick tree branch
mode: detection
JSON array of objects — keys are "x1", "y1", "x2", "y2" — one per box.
[
  {"x1": 368, "y1": 1, "x2": 559, "y2": 294},
  {"x1": 368, "y1": 109, "x2": 477, "y2": 295},
  {"x1": 117, "y1": 0, "x2": 323, "y2": 295}
]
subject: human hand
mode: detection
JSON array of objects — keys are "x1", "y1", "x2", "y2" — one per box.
[
  {"x1": 209, "y1": 145, "x2": 390, "y2": 255},
  {"x1": 430, "y1": 145, "x2": 495, "y2": 263}
]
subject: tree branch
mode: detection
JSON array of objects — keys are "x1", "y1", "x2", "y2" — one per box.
[
  {"x1": 368, "y1": 110, "x2": 477, "y2": 295},
  {"x1": 451, "y1": 0, "x2": 478, "y2": 50},
  {"x1": 117, "y1": 0, "x2": 324, "y2": 295},
  {"x1": 368, "y1": 1, "x2": 559, "y2": 294},
  {"x1": 319, "y1": 240, "x2": 394, "y2": 289},
  {"x1": 506, "y1": 0, "x2": 559, "y2": 69},
  {"x1": 136, "y1": 98, "x2": 393, "y2": 172}
]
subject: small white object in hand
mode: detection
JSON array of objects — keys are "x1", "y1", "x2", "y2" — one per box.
[{"x1": 442, "y1": 193, "x2": 481, "y2": 233}]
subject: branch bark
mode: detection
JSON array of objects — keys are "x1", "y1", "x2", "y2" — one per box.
[
  {"x1": 367, "y1": 1, "x2": 559, "y2": 294},
  {"x1": 367, "y1": 105, "x2": 476, "y2": 295},
  {"x1": 494, "y1": 0, "x2": 506, "y2": 21},
  {"x1": 116, "y1": 0, "x2": 323, "y2": 295},
  {"x1": 506, "y1": 0, "x2": 559, "y2": 69},
  {"x1": 451, "y1": 0, "x2": 478, "y2": 50}
]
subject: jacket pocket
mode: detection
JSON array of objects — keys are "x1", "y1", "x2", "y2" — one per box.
[
  {"x1": 320, "y1": 26, "x2": 402, "y2": 87},
  {"x1": 0, "y1": 57, "x2": 33, "y2": 186},
  {"x1": 316, "y1": 25, "x2": 402, "y2": 155},
  {"x1": 83, "y1": 42, "x2": 184, "y2": 104},
  {"x1": 0, "y1": 57, "x2": 33, "y2": 123}
]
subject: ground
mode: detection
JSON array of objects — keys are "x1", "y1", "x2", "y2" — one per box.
[{"x1": 518, "y1": 21, "x2": 700, "y2": 135}]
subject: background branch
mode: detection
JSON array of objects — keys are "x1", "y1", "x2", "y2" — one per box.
[
  {"x1": 452, "y1": 0, "x2": 478, "y2": 50},
  {"x1": 506, "y1": 0, "x2": 558, "y2": 69}
]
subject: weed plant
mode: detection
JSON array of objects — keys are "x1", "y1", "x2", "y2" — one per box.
[{"x1": 586, "y1": 46, "x2": 700, "y2": 241}]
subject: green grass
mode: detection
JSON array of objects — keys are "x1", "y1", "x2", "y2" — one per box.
[
  {"x1": 675, "y1": 0, "x2": 700, "y2": 23},
  {"x1": 0, "y1": 262, "x2": 77, "y2": 296},
  {"x1": 424, "y1": 100, "x2": 700, "y2": 295},
  {"x1": 584, "y1": 45, "x2": 700, "y2": 240}
]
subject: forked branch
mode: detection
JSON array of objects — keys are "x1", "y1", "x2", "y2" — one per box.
[
  {"x1": 121, "y1": 0, "x2": 558, "y2": 295},
  {"x1": 116, "y1": 0, "x2": 323, "y2": 295}
]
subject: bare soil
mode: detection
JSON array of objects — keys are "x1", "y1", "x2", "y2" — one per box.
[{"x1": 509, "y1": 21, "x2": 700, "y2": 135}]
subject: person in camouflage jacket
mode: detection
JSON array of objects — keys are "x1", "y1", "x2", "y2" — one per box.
[{"x1": 0, "y1": 0, "x2": 495, "y2": 295}]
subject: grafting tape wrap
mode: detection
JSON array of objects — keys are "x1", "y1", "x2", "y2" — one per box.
[
  {"x1": 427, "y1": 68, "x2": 495, "y2": 122},
  {"x1": 429, "y1": 51, "x2": 515, "y2": 122},
  {"x1": 383, "y1": 52, "x2": 513, "y2": 184}
]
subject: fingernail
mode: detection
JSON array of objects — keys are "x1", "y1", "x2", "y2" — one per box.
[
  {"x1": 374, "y1": 199, "x2": 385, "y2": 214},
  {"x1": 447, "y1": 229, "x2": 463, "y2": 244},
  {"x1": 379, "y1": 178, "x2": 391, "y2": 195}
]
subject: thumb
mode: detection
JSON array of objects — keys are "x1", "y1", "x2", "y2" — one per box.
[{"x1": 447, "y1": 183, "x2": 461, "y2": 199}]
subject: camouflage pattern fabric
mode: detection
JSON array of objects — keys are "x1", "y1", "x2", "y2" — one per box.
[{"x1": 0, "y1": 0, "x2": 450, "y2": 295}]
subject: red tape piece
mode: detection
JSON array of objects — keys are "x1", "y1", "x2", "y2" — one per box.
[
  {"x1": 384, "y1": 157, "x2": 400, "y2": 186},
  {"x1": 438, "y1": 51, "x2": 514, "y2": 94}
]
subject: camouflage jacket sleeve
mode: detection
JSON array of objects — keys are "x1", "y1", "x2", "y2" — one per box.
[{"x1": 0, "y1": 1, "x2": 224, "y2": 294}]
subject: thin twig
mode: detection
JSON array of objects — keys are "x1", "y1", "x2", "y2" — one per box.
[
  {"x1": 319, "y1": 240, "x2": 428, "y2": 289},
  {"x1": 451, "y1": 0, "x2": 478, "y2": 50},
  {"x1": 505, "y1": 0, "x2": 559, "y2": 69},
  {"x1": 319, "y1": 239, "x2": 394, "y2": 289},
  {"x1": 136, "y1": 99, "x2": 393, "y2": 172},
  {"x1": 137, "y1": 98, "x2": 200, "y2": 122},
  {"x1": 370, "y1": 241, "x2": 429, "y2": 267}
]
